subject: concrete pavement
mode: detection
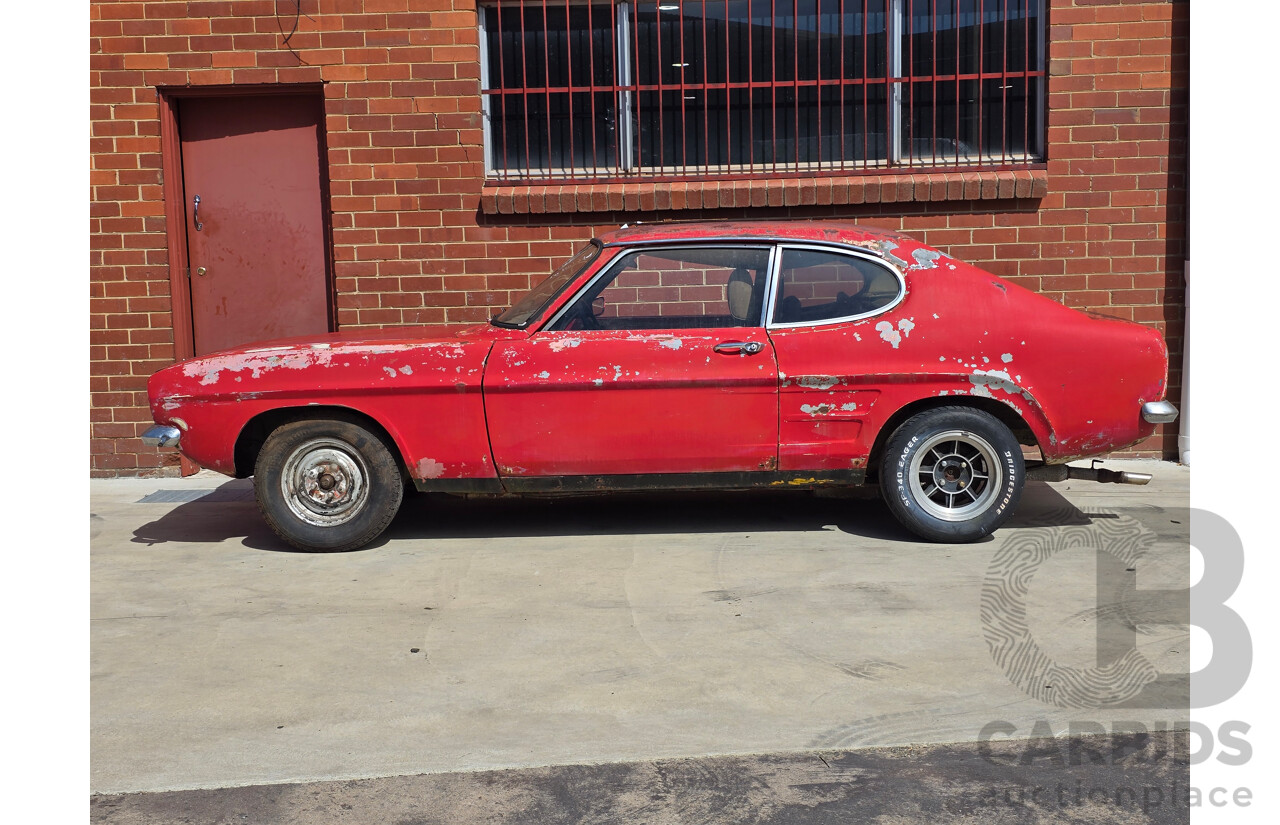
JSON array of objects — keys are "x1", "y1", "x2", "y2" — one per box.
[{"x1": 91, "y1": 460, "x2": 1190, "y2": 817}]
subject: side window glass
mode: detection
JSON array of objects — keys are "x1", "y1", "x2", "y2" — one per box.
[
  {"x1": 551, "y1": 246, "x2": 772, "y2": 331},
  {"x1": 772, "y1": 248, "x2": 902, "y2": 325}
]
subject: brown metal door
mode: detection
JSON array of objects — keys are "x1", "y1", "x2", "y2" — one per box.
[{"x1": 178, "y1": 94, "x2": 332, "y2": 355}]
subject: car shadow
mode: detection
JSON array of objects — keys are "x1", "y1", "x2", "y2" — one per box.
[{"x1": 129, "y1": 477, "x2": 1106, "y2": 553}]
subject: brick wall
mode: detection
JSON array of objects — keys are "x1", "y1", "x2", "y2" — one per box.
[{"x1": 90, "y1": 0, "x2": 1188, "y2": 476}]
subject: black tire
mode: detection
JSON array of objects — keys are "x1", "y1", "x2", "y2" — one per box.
[
  {"x1": 253, "y1": 417, "x2": 404, "y2": 552},
  {"x1": 880, "y1": 406, "x2": 1024, "y2": 543}
]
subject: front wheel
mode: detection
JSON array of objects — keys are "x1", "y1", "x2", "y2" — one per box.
[
  {"x1": 254, "y1": 417, "x2": 404, "y2": 552},
  {"x1": 880, "y1": 406, "x2": 1024, "y2": 543}
]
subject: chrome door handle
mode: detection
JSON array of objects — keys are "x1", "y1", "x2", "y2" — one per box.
[
  {"x1": 714, "y1": 341, "x2": 764, "y2": 355},
  {"x1": 193, "y1": 194, "x2": 204, "y2": 231}
]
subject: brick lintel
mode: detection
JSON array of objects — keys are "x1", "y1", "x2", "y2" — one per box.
[{"x1": 481, "y1": 169, "x2": 1049, "y2": 216}]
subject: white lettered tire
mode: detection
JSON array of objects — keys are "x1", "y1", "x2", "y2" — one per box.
[{"x1": 880, "y1": 406, "x2": 1024, "y2": 542}]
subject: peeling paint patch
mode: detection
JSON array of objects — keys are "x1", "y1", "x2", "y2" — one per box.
[
  {"x1": 537, "y1": 370, "x2": 551, "y2": 379},
  {"x1": 968, "y1": 369, "x2": 1034, "y2": 403},
  {"x1": 797, "y1": 375, "x2": 841, "y2": 390},
  {"x1": 183, "y1": 348, "x2": 337, "y2": 386},
  {"x1": 658, "y1": 338, "x2": 683, "y2": 350},
  {"x1": 877, "y1": 240, "x2": 910, "y2": 269},
  {"x1": 549, "y1": 337, "x2": 583, "y2": 352},
  {"x1": 800, "y1": 403, "x2": 836, "y2": 416},
  {"x1": 417, "y1": 458, "x2": 445, "y2": 479},
  {"x1": 399, "y1": 365, "x2": 413, "y2": 375},
  {"x1": 875, "y1": 321, "x2": 901, "y2": 348},
  {"x1": 1001, "y1": 353, "x2": 1013, "y2": 363},
  {"x1": 897, "y1": 318, "x2": 915, "y2": 338},
  {"x1": 909, "y1": 248, "x2": 944, "y2": 270},
  {"x1": 840, "y1": 402, "x2": 858, "y2": 411},
  {"x1": 383, "y1": 367, "x2": 398, "y2": 378}
]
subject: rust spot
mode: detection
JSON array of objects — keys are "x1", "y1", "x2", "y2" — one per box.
[{"x1": 758, "y1": 455, "x2": 778, "y2": 471}]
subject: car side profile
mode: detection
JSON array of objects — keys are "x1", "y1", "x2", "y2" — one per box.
[{"x1": 144, "y1": 221, "x2": 1177, "y2": 551}]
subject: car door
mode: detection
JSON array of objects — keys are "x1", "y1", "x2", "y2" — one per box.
[
  {"x1": 483, "y1": 244, "x2": 779, "y2": 483},
  {"x1": 765, "y1": 244, "x2": 908, "y2": 471}
]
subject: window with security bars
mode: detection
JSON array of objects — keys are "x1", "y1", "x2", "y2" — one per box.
[{"x1": 480, "y1": 1, "x2": 1045, "y2": 182}]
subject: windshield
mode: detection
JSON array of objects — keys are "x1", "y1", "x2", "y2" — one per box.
[{"x1": 491, "y1": 241, "x2": 602, "y2": 328}]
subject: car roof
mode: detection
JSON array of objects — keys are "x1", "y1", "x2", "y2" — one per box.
[{"x1": 595, "y1": 220, "x2": 916, "y2": 250}]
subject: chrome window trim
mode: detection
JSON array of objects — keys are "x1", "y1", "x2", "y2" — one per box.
[
  {"x1": 764, "y1": 244, "x2": 908, "y2": 330},
  {"x1": 541, "y1": 243, "x2": 776, "y2": 332}
]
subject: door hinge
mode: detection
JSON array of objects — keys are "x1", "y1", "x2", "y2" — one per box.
[{"x1": 184, "y1": 266, "x2": 191, "y2": 279}]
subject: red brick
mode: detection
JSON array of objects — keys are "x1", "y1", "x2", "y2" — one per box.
[{"x1": 87, "y1": 0, "x2": 1187, "y2": 471}]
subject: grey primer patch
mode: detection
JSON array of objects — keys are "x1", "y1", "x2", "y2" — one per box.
[
  {"x1": 137, "y1": 488, "x2": 255, "y2": 504},
  {"x1": 876, "y1": 240, "x2": 910, "y2": 269},
  {"x1": 910, "y1": 248, "x2": 944, "y2": 270}
]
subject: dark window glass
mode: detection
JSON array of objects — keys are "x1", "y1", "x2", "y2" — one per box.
[
  {"x1": 772, "y1": 248, "x2": 901, "y2": 324},
  {"x1": 482, "y1": 1, "x2": 1043, "y2": 179},
  {"x1": 551, "y1": 246, "x2": 772, "y2": 330}
]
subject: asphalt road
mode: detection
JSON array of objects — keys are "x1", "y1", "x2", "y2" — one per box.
[{"x1": 91, "y1": 460, "x2": 1190, "y2": 822}]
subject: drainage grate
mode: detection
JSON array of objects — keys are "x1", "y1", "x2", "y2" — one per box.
[{"x1": 137, "y1": 488, "x2": 255, "y2": 504}]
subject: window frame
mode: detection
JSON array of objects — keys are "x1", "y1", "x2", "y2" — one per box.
[
  {"x1": 764, "y1": 243, "x2": 907, "y2": 330},
  {"x1": 479, "y1": 0, "x2": 1048, "y2": 183},
  {"x1": 543, "y1": 242, "x2": 776, "y2": 331}
]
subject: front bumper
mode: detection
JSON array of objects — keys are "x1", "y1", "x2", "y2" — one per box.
[
  {"x1": 141, "y1": 425, "x2": 182, "y2": 448},
  {"x1": 1141, "y1": 400, "x2": 1179, "y2": 424}
]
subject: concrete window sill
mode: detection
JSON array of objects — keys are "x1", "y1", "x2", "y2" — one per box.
[{"x1": 480, "y1": 169, "x2": 1048, "y2": 216}]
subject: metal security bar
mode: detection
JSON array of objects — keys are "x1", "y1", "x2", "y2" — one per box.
[{"x1": 480, "y1": 0, "x2": 1045, "y2": 182}]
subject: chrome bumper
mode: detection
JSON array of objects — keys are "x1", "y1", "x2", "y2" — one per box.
[
  {"x1": 1141, "y1": 400, "x2": 1179, "y2": 424},
  {"x1": 141, "y1": 425, "x2": 182, "y2": 448}
]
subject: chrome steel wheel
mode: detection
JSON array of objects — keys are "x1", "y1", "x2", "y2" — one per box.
[
  {"x1": 279, "y1": 437, "x2": 370, "y2": 527},
  {"x1": 906, "y1": 429, "x2": 1004, "y2": 522},
  {"x1": 256, "y1": 417, "x2": 405, "y2": 552}
]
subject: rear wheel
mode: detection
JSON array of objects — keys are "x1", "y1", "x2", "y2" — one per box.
[
  {"x1": 254, "y1": 417, "x2": 404, "y2": 552},
  {"x1": 880, "y1": 406, "x2": 1024, "y2": 542}
]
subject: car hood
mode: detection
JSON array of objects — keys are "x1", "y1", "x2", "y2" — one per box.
[
  {"x1": 148, "y1": 322, "x2": 514, "y2": 409},
  {"x1": 193, "y1": 322, "x2": 506, "y2": 356}
]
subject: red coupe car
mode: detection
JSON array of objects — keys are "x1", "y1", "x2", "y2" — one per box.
[{"x1": 144, "y1": 222, "x2": 1177, "y2": 551}]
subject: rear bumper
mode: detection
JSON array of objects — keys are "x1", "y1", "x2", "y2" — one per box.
[
  {"x1": 1141, "y1": 400, "x2": 1178, "y2": 424},
  {"x1": 141, "y1": 425, "x2": 182, "y2": 448}
]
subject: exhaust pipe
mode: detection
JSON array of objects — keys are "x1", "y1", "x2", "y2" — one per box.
[
  {"x1": 1027, "y1": 463, "x2": 1152, "y2": 486},
  {"x1": 1080, "y1": 467, "x2": 1152, "y2": 486}
]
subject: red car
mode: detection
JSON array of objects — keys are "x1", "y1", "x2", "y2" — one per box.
[{"x1": 144, "y1": 222, "x2": 1177, "y2": 551}]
